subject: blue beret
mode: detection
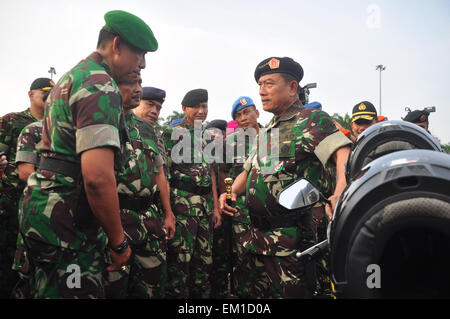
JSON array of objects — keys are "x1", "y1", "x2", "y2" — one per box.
[
  {"x1": 169, "y1": 118, "x2": 184, "y2": 127},
  {"x1": 231, "y1": 96, "x2": 255, "y2": 119},
  {"x1": 304, "y1": 101, "x2": 322, "y2": 109},
  {"x1": 142, "y1": 87, "x2": 166, "y2": 103}
]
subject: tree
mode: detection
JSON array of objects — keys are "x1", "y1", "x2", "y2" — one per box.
[
  {"x1": 442, "y1": 143, "x2": 450, "y2": 154},
  {"x1": 154, "y1": 110, "x2": 185, "y2": 136},
  {"x1": 332, "y1": 113, "x2": 352, "y2": 131}
]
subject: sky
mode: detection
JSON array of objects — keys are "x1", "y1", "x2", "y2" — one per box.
[{"x1": 0, "y1": 0, "x2": 449, "y2": 143}]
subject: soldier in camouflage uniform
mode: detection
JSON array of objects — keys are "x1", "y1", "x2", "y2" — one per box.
[
  {"x1": 220, "y1": 57, "x2": 351, "y2": 298},
  {"x1": 133, "y1": 86, "x2": 169, "y2": 172},
  {"x1": 12, "y1": 120, "x2": 44, "y2": 298},
  {"x1": 204, "y1": 119, "x2": 230, "y2": 299},
  {"x1": 18, "y1": 10, "x2": 157, "y2": 298},
  {"x1": 219, "y1": 96, "x2": 269, "y2": 298},
  {"x1": 0, "y1": 77, "x2": 54, "y2": 298},
  {"x1": 104, "y1": 72, "x2": 175, "y2": 299},
  {"x1": 162, "y1": 89, "x2": 221, "y2": 298}
]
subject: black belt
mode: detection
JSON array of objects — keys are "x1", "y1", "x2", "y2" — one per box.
[
  {"x1": 250, "y1": 211, "x2": 303, "y2": 231},
  {"x1": 170, "y1": 179, "x2": 211, "y2": 196},
  {"x1": 118, "y1": 193, "x2": 154, "y2": 211},
  {"x1": 39, "y1": 157, "x2": 80, "y2": 179}
]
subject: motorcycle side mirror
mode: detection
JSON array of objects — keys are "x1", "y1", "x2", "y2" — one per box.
[{"x1": 277, "y1": 178, "x2": 321, "y2": 210}]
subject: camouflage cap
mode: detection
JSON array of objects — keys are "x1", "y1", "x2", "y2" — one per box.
[
  {"x1": 104, "y1": 10, "x2": 158, "y2": 52},
  {"x1": 30, "y1": 78, "x2": 55, "y2": 91}
]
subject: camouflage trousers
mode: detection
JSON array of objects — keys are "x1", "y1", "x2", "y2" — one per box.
[
  {"x1": 210, "y1": 214, "x2": 231, "y2": 299},
  {"x1": 312, "y1": 205, "x2": 333, "y2": 298},
  {"x1": 11, "y1": 232, "x2": 32, "y2": 299},
  {"x1": 104, "y1": 238, "x2": 167, "y2": 299},
  {"x1": 23, "y1": 236, "x2": 105, "y2": 299},
  {"x1": 254, "y1": 254, "x2": 311, "y2": 299},
  {"x1": 166, "y1": 213, "x2": 213, "y2": 298},
  {"x1": 231, "y1": 220, "x2": 266, "y2": 299},
  {"x1": 0, "y1": 204, "x2": 19, "y2": 298}
]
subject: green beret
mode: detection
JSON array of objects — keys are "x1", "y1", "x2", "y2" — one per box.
[
  {"x1": 254, "y1": 57, "x2": 304, "y2": 83},
  {"x1": 104, "y1": 10, "x2": 158, "y2": 52},
  {"x1": 182, "y1": 89, "x2": 208, "y2": 107}
]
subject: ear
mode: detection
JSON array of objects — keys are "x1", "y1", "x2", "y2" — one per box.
[
  {"x1": 289, "y1": 81, "x2": 299, "y2": 97},
  {"x1": 255, "y1": 109, "x2": 260, "y2": 118},
  {"x1": 112, "y1": 36, "x2": 122, "y2": 55},
  {"x1": 28, "y1": 90, "x2": 33, "y2": 99},
  {"x1": 182, "y1": 105, "x2": 187, "y2": 114}
]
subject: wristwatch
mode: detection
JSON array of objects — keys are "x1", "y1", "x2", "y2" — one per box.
[{"x1": 110, "y1": 236, "x2": 129, "y2": 254}]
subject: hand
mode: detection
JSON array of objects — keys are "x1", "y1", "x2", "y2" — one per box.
[
  {"x1": 219, "y1": 192, "x2": 237, "y2": 217},
  {"x1": 0, "y1": 155, "x2": 7, "y2": 173},
  {"x1": 213, "y1": 208, "x2": 222, "y2": 229},
  {"x1": 325, "y1": 194, "x2": 341, "y2": 220},
  {"x1": 164, "y1": 210, "x2": 176, "y2": 240},
  {"x1": 106, "y1": 246, "x2": 132, "y2": 272}
]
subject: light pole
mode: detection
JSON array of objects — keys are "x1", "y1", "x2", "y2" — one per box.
[
  {"x1": 48, "y1": 67, "x2": 56, "y2": 80},
  {"x1": 376, "y1": 64, "x2": 386, "y2": 115}
]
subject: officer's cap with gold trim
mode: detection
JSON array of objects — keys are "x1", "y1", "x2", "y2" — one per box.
[
  {"x1": 351, "y1": 101, "x2": 377, "y2": 122},
  {"x1": 104, "y1": 10, "x2": 158, "y2": 52},
  {"x1": 254, "y1": 57, "x2": 304, "y2": 83}
]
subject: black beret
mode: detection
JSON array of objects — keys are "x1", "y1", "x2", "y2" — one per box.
[
  {"x1": 404, "y1": 110, "x2": 429, "y2": 123},
  {"x1": 205, "y1": 119, "x2": 227, "y2": 131},
  {"x1": 30, "y1": 78, "x2": 55, "y2": 91},
  {"x1": 181, "y1": 89, "x2": 208, "y2": 107},
  {"x1": 254, "y1": 57, "x2": 304, "y2": 83},
  {"x1": 142, "y1": 87, "x2": 166, "y2": 103}
]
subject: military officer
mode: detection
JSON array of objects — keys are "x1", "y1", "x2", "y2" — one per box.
[
  {"x1": 220, "y1": 57, "x2": 352, "y2": 298},
  {"x1": 403, "y1": 108, "x2": 431, "y2": 132},
  {"x1": 219, "y1": 96, "x2": 268, "y2": 298},
  {"x1": 0, "y1": 77, "x2": 54, "y2": 298},
  {"x1": 104, "y1": 72, "x2": 175, "y2": 299},
  {"x1": 161, "y1": 88, "x2": 221, "y2": 298},
  {"x1": 350, "y1": 101, "x2": 378, "y2": 139},
  {"x1": 18, "y1": 10, "x2": 158, "y2": 298}
]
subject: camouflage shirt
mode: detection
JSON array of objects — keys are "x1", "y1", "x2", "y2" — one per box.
[
  {"x1": 220, "y1": 126, "x2": 261, "y2": 224},
  {"x1": 117, "y1": 112, "x2": 165, "y2": 243},
  {"x1": 161, "y1": 118, "x2": 213, "y2": 216},
  {"x1": 244, "y1": 102, "x2": 351, "y2": 256},
  {"x1": 161, "y1": 118, "x2": 212, "y2": 187},
  {"x1": 15, "y1": 120, "x2": 43, "y2": 167},
  {"x1": 20, "y1": 52, "x2": 123, "y2": 251},
  {"x1": 0, "y1": 109, "x2": 37, "y2": 210}
]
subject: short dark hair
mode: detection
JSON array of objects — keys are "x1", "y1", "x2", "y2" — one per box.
[
  {"x1": 96, "y1": 27, "x2": 143, "y2": 54},
  {"x1": 97, "y1": 27, "x2": 118, "y2": 49},
  {"x1": 280, "y1": 73, "x2": 298, "y2": 85}
]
